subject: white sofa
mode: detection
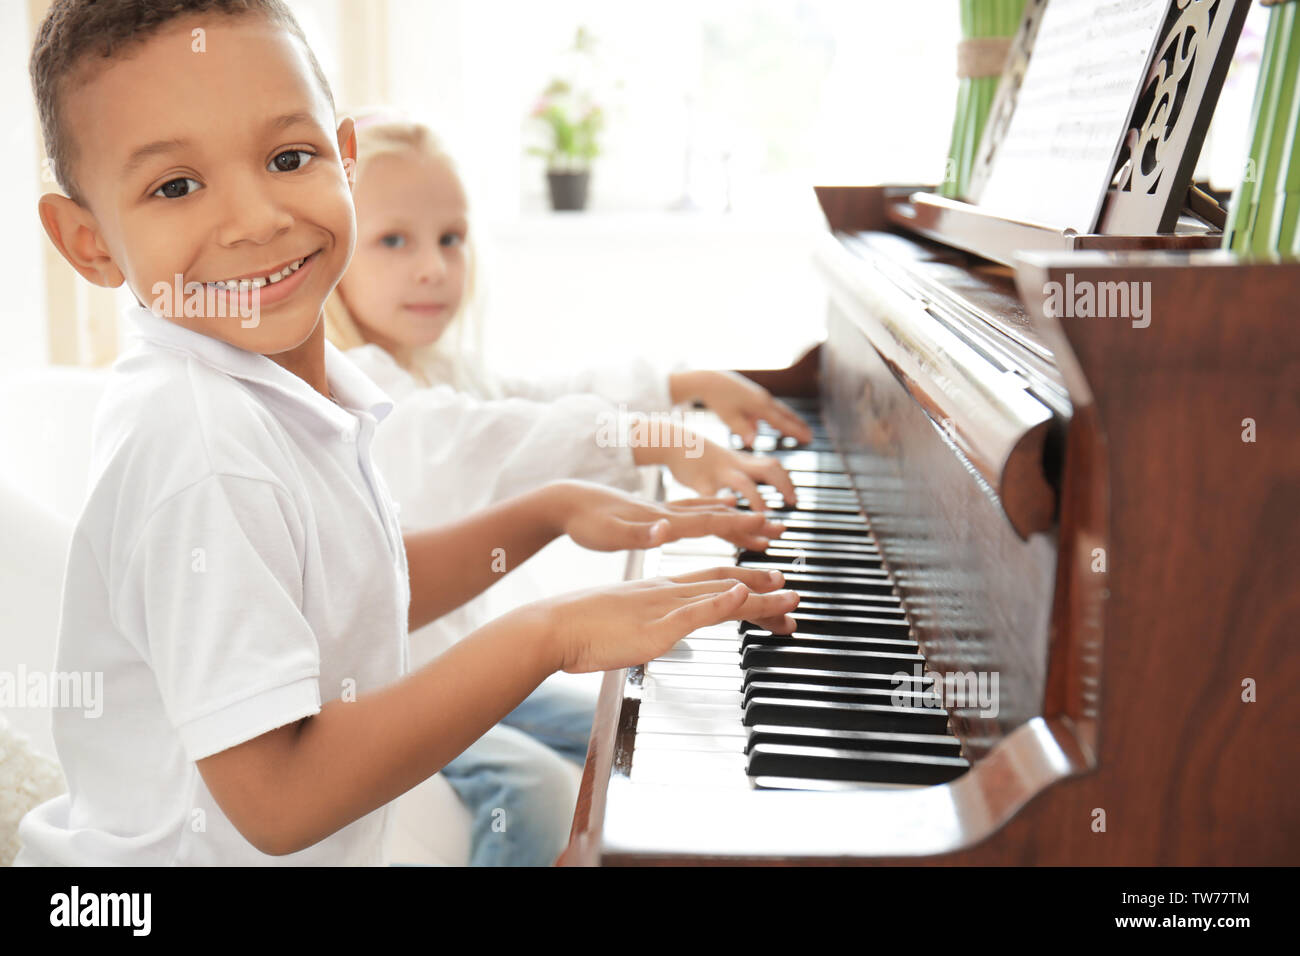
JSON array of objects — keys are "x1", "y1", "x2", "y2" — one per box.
[{"x1": 0, "y1": 365, "x2": 609, "y2": 866}]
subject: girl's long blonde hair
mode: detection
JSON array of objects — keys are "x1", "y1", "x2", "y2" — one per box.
[{"x1": 324, "y1": 108, "x2": 494, "y2": 394}]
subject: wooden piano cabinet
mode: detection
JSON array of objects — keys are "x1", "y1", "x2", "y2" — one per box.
[{"x1": 987, "y1": 250, "x2": 1300, "y2": 866}]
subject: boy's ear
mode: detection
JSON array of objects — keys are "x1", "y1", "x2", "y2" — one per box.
[
  {"x1": 37, "y1": 194, "x2": 124, "y2": 289},
  {"x1": 336, "y1": 116, "x2": 357, "y2": 189}
]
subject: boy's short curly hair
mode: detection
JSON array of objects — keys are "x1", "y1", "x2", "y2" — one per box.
[{"x1": 30, "y1": 0, "x2": 336, "y2": 208}]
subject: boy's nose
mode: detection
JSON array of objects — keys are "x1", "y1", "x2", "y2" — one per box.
[{"x1": 215, "y1": 176, "x2": 294, "y2": 247}]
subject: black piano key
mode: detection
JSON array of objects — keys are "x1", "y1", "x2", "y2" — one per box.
[
  {"x1": 739, "y1": 550, "x2": 882, "y2": 570},
  {"x1": 742, "y1": 666, "x2": 932, "y2": 692},
  {"x1": 746, "y1": 724, "x2": 963, "y2": 758},
  {"x1": 741, "y1": 613, "x2": 911, "y2": 638},
  {"x1": 755, "y1": 502, "x2": 857, "y2": 515},
  {"x1": 767, "y1": 519, "x2": 871, "y2": 535},
  {"x1": 792, "y1": 600, "x2": 906, "y2": 618},
  {"x1": 769, "y1": 518, "x2": 871, "y2": 535},
  {"x1": 756, "y1": 571, "x2": 897, "y2": 597},
  {"x1": 765, "y1": 532, "x2": 880, "y2": 551},
  {"x1": 743, "y1": 681, "x2": 939, "y2": 709},
  {"x1": 740, "y1": 558, "x2": 881, "y2": 574},
  {"x1": 748, "y1": 502, "x2": 868, "y2": 515},
  {"x1": 743, "y1": 697, "x2": 952, "y2": 735},
  {"x1": 762, "y1": 487, "x2": 859, "y2": 501},
  {"x1": 741, "y1": 643, "x2": 926, "y2": 674},
  {"x1": 756, "y1": 450, "x2": 847, "y2": 474},
  {"x1": 787, "y1": 589, "x2": 903, "y2": 610},
  {"x1": 747, "y1": 744, "x2": 969, "y2": 785},
  {"x1": 768, "y1": 500, "x2": 863, "y2": 514},
  {"x1": 741, "y1": 630, "x2": 919, "y2": 654},
  {"x1": 780, "y1": 509, "x2": 860, "y2": 522},
  {"x1": 787, "y1": 471, "x2": 853, "y2": 490},
  {"x1": 769, "y1": 531, "x2": 872, "y2": 547},
  {"x1": 740, "y1": 561, "x2": 890, "y2": 581},
  {"x1": 747, "y1": 555, "x2": 884, "y2": 574}
]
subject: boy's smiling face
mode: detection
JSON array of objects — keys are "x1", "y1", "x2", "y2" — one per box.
[{"x1": 43, "y1": 13, "x2": 356, "y2": 376}]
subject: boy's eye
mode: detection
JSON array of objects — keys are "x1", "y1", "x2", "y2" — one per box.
[
  {"x1": 440, "y1": 233, "x2": 464, "y2": 248},
  {"x1": 269, "y1": 149, "x2": 314, "y2": 173},
  {"x1": 153, "y1": 177, "x2": 202, "y2": 200},
  {"x1": 380, "y1": 234, "x2": 406, "y2": 249}
]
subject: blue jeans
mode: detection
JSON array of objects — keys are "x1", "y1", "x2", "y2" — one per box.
[{"x1": 437, "y1": 680, "x2": 594, "y2": 866}]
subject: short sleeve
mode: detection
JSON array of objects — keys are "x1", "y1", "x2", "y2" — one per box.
[{"x1": 115, "y1": 474, "x2": 322, "y2": 761}]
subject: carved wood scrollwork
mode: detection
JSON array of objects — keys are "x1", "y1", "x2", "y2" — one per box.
[
  {"x1": 1110, "y1": 0, "x2": 1218, "y2": 197},
  {"x1": 1099, "y1": 0, "x2": 1251, "y2": 234}
]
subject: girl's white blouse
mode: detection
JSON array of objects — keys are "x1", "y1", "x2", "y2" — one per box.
[{"x1": 344, "y1": 344, "x2": 678, "y2": 665}]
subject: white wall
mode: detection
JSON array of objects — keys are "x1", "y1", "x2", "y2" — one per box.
[{"x1": 0, "y1": 1, "x2": 47, "y2": 372}]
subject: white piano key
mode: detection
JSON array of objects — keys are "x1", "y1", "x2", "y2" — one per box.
[
  {"x1": 644, "y1": 673, "x2": 742, "y2": 691},
  {"x1": 635, "y1": 715, "x2": 748, "y2": 736},
  {"x1": 642, "y1": 685, "x2": 742, "y2": 706},
  {"x1": 657, "y1": 534, "x2": 740, "y2": 557},
  {"x1": 654, "y1": 559, "x2": 739, "y2": 577},
  {"x1": 646, "y1": 661, "x2": 744, "y2": 678},
  {"x1": 655, "y1": 647, "x2": 740, "y2": 665},
  {"x1": 639, "y1": 700, "x2": 737, "y2": 719},
  {"x1": 632, "y1": 732, "x2": 746, "y2": 754},
  {"x1": 681, "y1": 623, "x2": 744, "y2": 640},
  {"x1": 629, "y1": 750, "x2": 752, "y2": 788},
  {"x1": 673, "y1": 636, "x2": 742, "y2": 652}
]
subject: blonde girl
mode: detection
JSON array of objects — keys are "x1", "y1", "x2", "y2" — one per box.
[{"x1": 327, "y1": 110, "x2": 812, "y2": 865}]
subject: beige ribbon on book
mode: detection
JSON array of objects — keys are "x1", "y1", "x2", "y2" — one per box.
[{"x1": 957, "y1": 36, "x2": 1013, "y2": 78}]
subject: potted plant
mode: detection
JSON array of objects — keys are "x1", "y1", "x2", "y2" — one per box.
[{"x1": 528, "y1": 29, "x2": 605, "y2": 211}]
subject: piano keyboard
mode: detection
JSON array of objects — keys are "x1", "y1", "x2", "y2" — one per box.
[{"x1": 632, "y1": 400, "x2": 970, "y2": 792}]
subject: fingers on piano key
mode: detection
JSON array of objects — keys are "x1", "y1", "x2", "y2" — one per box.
[
  {"x1": 665, "y1": 565, "x2": 788, "y2": 594},
  {"x1": 664, "y1": 494, "x2": 741, "y2": 509},
  {"x1": 767, "y1": 399, "x2": 815, "y2": 444},
  {"x1": 746, "y1": 454, "x2": 799, "y2": 506},
  {"x1": 662, "y1": 584, "x2": 798, "y2": 636},
  {"x1": 660, "y1": 581, "x2": 750, "y2": 634},
  {"x1": 628, "y1": 403, "x2": 972, "y2": 793}
]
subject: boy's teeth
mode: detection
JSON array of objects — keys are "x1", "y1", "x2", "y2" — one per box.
[{"x1": 208, "y1": 254, "x2": 308, "y2": 290}]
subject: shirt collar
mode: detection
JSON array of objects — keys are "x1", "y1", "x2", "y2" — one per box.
[{"x1": 123, "y1": 303, "x2": 394, "y2": 429}]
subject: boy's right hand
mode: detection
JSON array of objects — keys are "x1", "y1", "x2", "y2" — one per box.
[
  {"x1": 535, "y1": 566, "x2": 799, "y2": 674},
  {"x1": 550, "y1": 479, "x2": 786, "y2": 553}
]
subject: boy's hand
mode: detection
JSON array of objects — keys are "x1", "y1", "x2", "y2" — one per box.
[
  {"x1": 550, "y1": 480, "x2": 786, "y2": 552},
  {"x1": 647, "y1": 433, "x2": 797, "y2": 512},
  {"x1": 537, "y1": 566, "x2": 800, "y2": 674},
  {"x1": 670, "y1": 369, "x2": 814, "y2": 447}
]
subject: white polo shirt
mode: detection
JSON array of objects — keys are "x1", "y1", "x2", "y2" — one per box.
[{"x1": 16, "y1": 304, "x2": 410, "y2": 866}]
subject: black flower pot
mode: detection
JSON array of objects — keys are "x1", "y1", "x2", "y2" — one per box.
[{"x1": 547, "y1": 170, "x2": 590, "y2": 211}]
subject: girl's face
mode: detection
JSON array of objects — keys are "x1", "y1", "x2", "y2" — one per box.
[{"x1": 338, "y1": 149, "x2": 468, "y2": 353}]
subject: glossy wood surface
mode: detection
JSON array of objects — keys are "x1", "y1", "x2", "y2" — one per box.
[{"x1": 892, "y1": 192, "x2": 1221, "y2": 269}]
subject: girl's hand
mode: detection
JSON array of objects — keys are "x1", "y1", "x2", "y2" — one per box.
[
  {"x1": 538, "y1": 566, "x2": 800, "y2": 674},
  {"x1": 670, "y1": 370, "x2": 814, "y2": 447},
  {"x1": 661, "y1": 435, "x2": 797, "y2": 512},
  {"x1": 550, "y1": 480, "x2": 786, "y2": 552}
]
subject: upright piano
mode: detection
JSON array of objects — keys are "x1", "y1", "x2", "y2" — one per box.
[
  {"x1": 561, "y1": 185, "x2": 1298, "y2": 866},
  {"x1": 560, "y1": 2, "x2": 1299, "y2": 866}
]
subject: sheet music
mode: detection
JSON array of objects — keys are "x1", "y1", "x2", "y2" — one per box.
[{"x1": 978, "y1": 0, "x2": 1171, "y2": 232}]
